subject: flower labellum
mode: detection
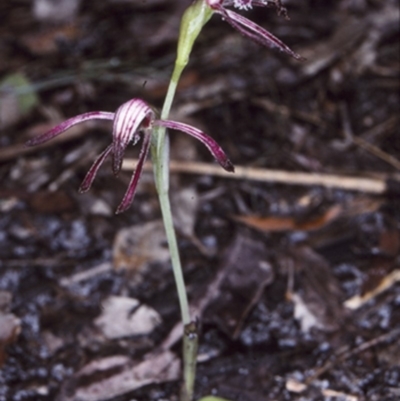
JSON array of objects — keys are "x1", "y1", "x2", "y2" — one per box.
[
  {"x1": 26, "y1": 98, "x2": 233, "y2": 214},
  {"x1": 233, "y1": 0, "x2": 253, "y2": 10}
]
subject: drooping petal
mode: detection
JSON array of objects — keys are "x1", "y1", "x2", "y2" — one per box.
[
  {"x1": 221, "y1": 8, "x2": 304, "y2": 60},
  {"x1": 111, "y1": 99, "x2": 154, "y2": 176},
  {"x1": 154, "y1": 120, "x2": 234, "y2": 172},
  {"x1": 209, "y1": 2, "x2": 303, "y2": 60},
  {"x1": 25, "y1": 111, "x2": 115, "y2": 146},
  {"x1": 79, "y1": 144, "x2": 113, "y2": 193},
  {"x1": 115, "y1": 130, "x2": 152, "y2": 214}
]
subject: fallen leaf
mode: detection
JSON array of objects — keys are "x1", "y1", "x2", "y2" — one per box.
[
  {"x1": 113, "y1": 220, "x2": 170, "y2": 274},
  {"x1": 378, "y1": 228, "x2": 400, "y2": 257},
  {"x1": 33, "y1": 0, "x2": 81, "y2": 22},
  {"x1": 204, "y1": 233, "x2": 274, "y2": 339},
  {"x1": 21, "y1": 22, "x2": 81, "y2": 55},
  {"x1": 29, "y1": 190, "x2": 75, "y2": 214},
  {"x1": 322, "y1": 388, "x2": 358, "y2": 401},
  {"x1": 94, "y1": 296, "x2": 161, "y2": 339},
  {"x1": 286, "y1": 246, "x2": 345, "y2": 332},
  {"x1": 286, "y1": 378, "x2": 307, "y2": 393},
  {"x1": 171, "y1": 185, "x2": 213, "y2": 255},
  {"x1": 59, "y1": 351, "x2": 180, "y2": 401},
  {"x1": 291, "y1": 293, "x2": 326, "y2": 332},
  {"x1": 198, "y1": 397, "x2": 232, "y2": 401},
  {"x1": 41, "y1": 331, "x2": 65, "y2": 355},
  {"x1": 0, "y1": 313, "x2": 21, "y2": 367},
  {"x1": 234, "y1": 205, "x2": 342, "y2": 233},
  {"x1": 360, "y1": 228, "x2": 399, "y2": 295},
  {"x1": 0, "y1": 291, "x2": 12, "y2": 311}
]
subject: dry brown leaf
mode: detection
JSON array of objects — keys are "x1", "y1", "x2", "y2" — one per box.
[
  {"x1": 286, "y1": 246, "x2": 345, "y2": 332},
  {"x1": 379, "y1": 228, "x2": 400, "y2": 257},
  {"x1": 204, "y1": 233, "x2": 274, "y2": 339},
  {"x1": 233, "y1": 205, "x2": 342, "y2": 233},
  {"x1": 21, "y1": 23, "x2": 81, "y2": 55},
  {"x1": 29, "y1": 190, "x2": 75, "y2": 214}
]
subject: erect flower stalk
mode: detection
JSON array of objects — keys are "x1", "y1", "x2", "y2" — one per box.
[
  {"x1": 150, "y1": 1, "x2": 303, "y2": 399},
  {"x1": 150, "y1": 3, "x2": 217, "y2": 399}
]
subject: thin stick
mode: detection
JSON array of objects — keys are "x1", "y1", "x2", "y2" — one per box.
[
  {"x1": 344, "y1": 269, "x2": 400, "y2": 310},
  {"x1": 305, "y1": 328, "x2": 400, "y2": 385},
  {"x1": 353, "y1": 135, "x2": 400, "y2": 170},
  {"x1": 122, "y1": 159, "x2": 392, "y2": 194}
]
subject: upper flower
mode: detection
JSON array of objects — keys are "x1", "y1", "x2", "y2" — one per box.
[
  {"x1": 26, "y1": 98, "x2": 234, "y2": 214},
  {"x1": 206, "y1": 0, "x2": 303, "y2": 60}
]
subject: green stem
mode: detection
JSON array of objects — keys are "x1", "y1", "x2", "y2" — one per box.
[
  {"x1": 149, "y1": 3, "x2": 215, "y2": 399},
  {"x1": 158, "y1": 189, "x2": 190, "y2": 324},
  {"x1": 151, "y1": 60, "x2": 188, "y2": 325},
  {"x1": 153, "y1": 62, "x2": 185, "y2": 195},
  {"x1": 181, "y1": 321, "x2": 199, "y2": 401}
]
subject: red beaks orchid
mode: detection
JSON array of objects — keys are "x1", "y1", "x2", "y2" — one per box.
[
  {"x1": 207, "y1": 0, "x2": 304, "y2": 60},
  {"x1": 26, "y1": 98, "x2": 234, "y2": 214}
]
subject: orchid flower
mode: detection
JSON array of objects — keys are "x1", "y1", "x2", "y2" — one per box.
[
  {"x1": 26, "y1": 98, "x2": 234, "y2": 214},
  {"x1": 206, "y1": 0, "x2": 304, "y2": 60}
]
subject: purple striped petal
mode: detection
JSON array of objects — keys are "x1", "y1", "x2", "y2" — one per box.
[
  {"x1": 25, "y1": 112, "x2": 115, "y2": 146},
  {"x1": 154, "y1": 120, "x2": 234, "y2": 172},
  {"x1": 79, "y1": 144, "x2": 113, "y2": 193},
  {"x1": 111, "y1": 99, "x2": 154, "y2": 176},
  {"x1": 208, "y1": 1, "x2": 303, "y2": 61},
  {"x1": 115, "y1": 130, "x2": 152, "y2": 214},
  {"x1": 221, "y1": 9, "x2": 304, "y2": 60}
]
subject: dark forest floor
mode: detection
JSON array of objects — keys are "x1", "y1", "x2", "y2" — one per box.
[{"x1": 0, "y1": 1, "x2": 399, "y2": 400}]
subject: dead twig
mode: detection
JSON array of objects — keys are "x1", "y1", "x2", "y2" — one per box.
[
  {"x1": 305, "y1": 327, "x2": 400, "y2": 385},
  {"x1": 337, "y1": 102, "x2": 400, "y2": 170},
  {"x1": 352, "y1": 136, "x2": 400, "y2": 171},
  {"x1": 344, "y1": 270, "x2": 400, "y2": 310},
  {"x1": 122, "y1": 158, "x2": 397, "y2": 194}
]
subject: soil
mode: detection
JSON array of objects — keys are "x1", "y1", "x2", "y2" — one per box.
[{"x1": 0, "y1": 1, "x2": 399, "y2": 401}]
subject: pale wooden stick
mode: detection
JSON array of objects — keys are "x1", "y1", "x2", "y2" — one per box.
[
  {"x1": 344, "y1": 270, "x2": 400, "y2": 310},
  {"x1": 122, "y1": 159, "x2": 391, "y2": 194}
]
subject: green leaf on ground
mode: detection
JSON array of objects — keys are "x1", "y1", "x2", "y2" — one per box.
[{"x1": 0, "y1": 72, "x2": 39, "y2": 128}]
